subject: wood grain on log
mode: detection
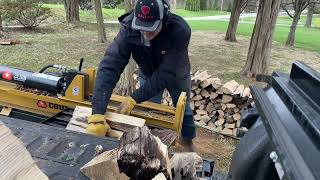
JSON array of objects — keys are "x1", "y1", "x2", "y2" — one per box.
[
  {"x1": 80, "y1": 148, "x2": 129, "y2": 180},
  {"x1": 0, "y1": 122, "x2": 48, "y2": 180},
  {"x1": 117, "y1": 126, "x2": 172, "y2": 179}
]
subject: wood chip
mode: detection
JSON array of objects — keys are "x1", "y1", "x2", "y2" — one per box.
[
  {"x1": 226, "y1": 103, "x2": 236, "y2": 109},
  {"x1": 191, "y1": 84, "x2": 198, "y2": 90},
  {"x1": 195, "y1": 88, "x2": 202, "y2": 95},
  {"x1": 214, "y1": 118, "x2": 225, "y2": 126},
  {"x1": 221, "y1": 103, "x2": 227, "y2": 111},
  {"x1": 242, "y1": 87, "x2": 251, "y2": 98},
  {"x1": 226, "y1": 116, "x2": 234, "y2": 123},
  {"x1": 222, "y1": 95, "x2": 233, "y2": 103},
  {"x1": 192, "y1": 95, "x2": 202, "y2": 101},
  {"x1": 210, "y1": 92, "x2": 218, "y2": 100},
  {"x1": 233, "y1": 84, "x2": 244, "y2": 96},
  {"x1": 216, "y1": 125, "x2": 223, "y2": 132},
  {"x1": 200, "y1": 89, "x2": 210, "y2": 98},
  {"x1": 219, "y1": 80, "x2": 239, "y2": 94},
  {"x1": 207, "y1": 121, "x2": 216, "y2": 129},
  {"x1": 221, "y1": 128, "x2": 233, "y2": 135},
  {"x1": 225, "y1": 123, "x2": 235, "y2": 129},
  {"x1": 217, "y1": 110, "x2": 224, "y2": 118},
  {"x1": 233, "y1": 113, "x2": 241, "y2": 121},
  {"x1": 236, "y1": 120, "x2": 241, "y2": 128},
  {"x1": 190, "y1": 101, "x2": 195, "y2": 110},
  {"x1": 233, "y1": 107, "x2": 240, "y2": 113},
  {"x1": 194, "y1": 114, "x2": 202, "y2": 121},
  {"x1": 206, "y1": 102, "x2": 215, "y2": 113},
  {"x1": 196, "y1": 109, "x2": 207, "y2": 115}
]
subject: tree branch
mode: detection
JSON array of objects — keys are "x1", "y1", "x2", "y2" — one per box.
[
  {"x1": 241, "y1": 0, "x2": 249, "y2": 10},
  {"x1": 281, "y1": 4, "x2": 294, "y2": 18}
]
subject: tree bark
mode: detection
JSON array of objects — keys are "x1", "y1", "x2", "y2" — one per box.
[
  {"x1": 93, "y1": 0, "x2": 107, "y2": 43},
  {"x1": 305, "y1": 3, "x2": 314, "y2": 28},
  {"x1": 0, "y1": 15, "x2": 3, "y2": 31},
  {"x1": 0, "y1": 15, "x2": 4, "y2": 38},
  {"x1": 286, "y1": 11, "x2": 301, "y2": 46},
  {"x1": 241, "y1": 0, "x2": 281, "y2": 78},
  {"x1": 64, "y1": 0, "x2": 80, "y2": 23},
  {"x1": 225, "y1": 0, "x2": 242, "y2": 42},
  {"x1": 115, "y1": 0, "x2": 136, "y2": 96}
]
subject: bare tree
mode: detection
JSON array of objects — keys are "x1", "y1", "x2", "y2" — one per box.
[
  {"x1": 281, "y1": 0, "x2": 318, "y2": 46},
  {"x1": 305, "y1": 2, "x2": 315, "y2": 27},
  {"x1": 114, "y1": 0, "x2": 136, "y2": 96},
  {"x1": 241, "y1": 0, "x2": 281, "y2": 78},
  {"x1": 93, "y1": 0, "x2": 107, "y2": 43},
  {"x1": 0, "y1": 15, "x2": 3, "y2": 31},
  {"x1": 225, "y1": 0, "x2": 250, "y2": 42},
  {"x1": 64, "y1": 0, "x2": 80, "y2": 23}
]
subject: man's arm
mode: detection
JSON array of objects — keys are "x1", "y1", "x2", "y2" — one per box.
[
  {"x1": 92, "y1": 28, "x2": 132, "y2": 114},
  {"x1": 131, "y1": 28, "x2": 191, "y2": 103}
]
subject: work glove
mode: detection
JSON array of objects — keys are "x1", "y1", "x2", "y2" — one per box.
[
  {"x1": 116, "y1": 96, "x2": 136, "y2": 115},
  {"x1": 86, "y1": 114, "x2": 110, "y2": 137}
]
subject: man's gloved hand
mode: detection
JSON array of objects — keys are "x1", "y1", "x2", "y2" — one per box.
[
  {"x1": 86, "y1": 114, "x2": 110, "y2": 136},
  {"x1": 116, "y1": 96, "x2": 136, "y2": 115}
]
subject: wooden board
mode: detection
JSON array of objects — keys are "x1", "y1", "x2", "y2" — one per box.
[
  {"x1": 0, "y1": 122, "x2": 48, "y2": 180},
  {"x1": 66, "y1": 106, "x2": 145, "y2": 138}
]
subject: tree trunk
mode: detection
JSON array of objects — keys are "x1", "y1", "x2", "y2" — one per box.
[
  {"x1": 64, "y1": 0, "x2": 80, "y2": 23},
  {"x1": 286, "y1": 11, "x2": 301, "y2": 46},
  {"x1": 115, "y1": 0, "x2": 136, "y2": 96},
  {"x1": 93, "y1": 0, "x2": 107, "y2": 43},
  {"x1": 305, "y1": 3, "x2": 314, "y2": 28},
  {"x1": 0, "y1": 15, "x2": 3, "y2": 31},
  {"x1": 241, "y1": 0, "x2": 281, "y2": 78},
  {"x1": 225, "y1": 0, "x2": 242, "y2": 42},
  {"x1": 0, "y1": 15, "x2": 4, "y2": 38},
  {"x1": 220, "y1": 0, "x2": 224, "y2": 11},
  {"x1": 170, "y1": 0, "x2": 177, "y2": 13}
]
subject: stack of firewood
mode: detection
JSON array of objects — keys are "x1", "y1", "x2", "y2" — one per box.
[{"x1": 162, "y1": 71, "x2": 253, "y2": 138}]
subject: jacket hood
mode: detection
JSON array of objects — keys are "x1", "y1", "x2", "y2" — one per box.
[{"x1": 118, "y1": 11, "x2": 134, "y2": 28}]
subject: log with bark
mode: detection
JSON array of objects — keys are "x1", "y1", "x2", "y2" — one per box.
[
  {"x1": 81, "y1": 127, "x2": 206, "y2": 180},
  {"x1": 117, "y1": 126, "x2": 172, "y2": 180}
]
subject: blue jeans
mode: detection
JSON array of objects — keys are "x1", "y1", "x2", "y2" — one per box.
[{"x1": 138, "y1": 71, "x2": 196, "y2": 140}]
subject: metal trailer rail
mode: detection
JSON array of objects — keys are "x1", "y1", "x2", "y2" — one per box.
[{"x1": 250, "y1": 61, "x2": 320, "y2": 180}]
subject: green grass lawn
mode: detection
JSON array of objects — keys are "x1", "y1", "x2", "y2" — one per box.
[
  {"x1": 175, "y1": 9, "x2": 229, "y2": 17},
  {"x1": 44, "y1": 3, "x2": 227, "y2": 22},
  {"x1": 241, "y1": 15, "x2": 320, "y2": 27},
  {"x1": 44, "y1": 4, "x2": 125, "y2": 22},
  {"x1": 187, "y1": 20, "x2": 320, "y2": 53}
]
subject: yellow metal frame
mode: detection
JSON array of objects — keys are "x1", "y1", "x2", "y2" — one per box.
[{"x1": 0, "y1": 68, "x2": 186, "y2": 135}]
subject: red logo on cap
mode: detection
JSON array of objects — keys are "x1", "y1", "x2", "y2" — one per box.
[{"x1": 141, "y1": 6, "x2": 150, "y2": 15}]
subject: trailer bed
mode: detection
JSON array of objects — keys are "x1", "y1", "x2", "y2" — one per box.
[{"x1": 1, "y1": 116, "x2": 118, "y2": 180}]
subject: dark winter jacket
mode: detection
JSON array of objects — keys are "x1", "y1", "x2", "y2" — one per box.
[{"x1": 92, "y1": 11, "x2": 191, "y2": 114}]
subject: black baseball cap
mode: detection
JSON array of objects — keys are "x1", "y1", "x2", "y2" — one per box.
[{"x1": 132, "y1": 0, "x2": 164, "y2": 32}]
